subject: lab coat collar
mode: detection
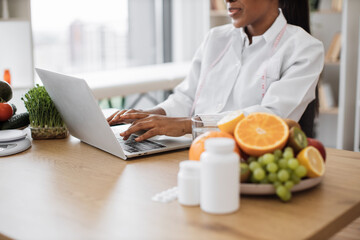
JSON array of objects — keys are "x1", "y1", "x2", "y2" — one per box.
[
  {"x1": 233, "y1": 9, "x2": 288, "y2": 45},
  {"x1": 262, "y1": 9, "x2": 287, "y2": 43}
]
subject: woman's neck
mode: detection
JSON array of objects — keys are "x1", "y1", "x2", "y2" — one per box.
[{"x1": 245, "y1": 9, "x2": 279, "y2": 44}]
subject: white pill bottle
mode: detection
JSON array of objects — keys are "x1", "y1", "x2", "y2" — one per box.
[
  {"x1": 200, "y1": 138, "x2": 240, "y2": 214},
  {"x1": 177, "y1": 160, "x2": 201, "y2": 206}
]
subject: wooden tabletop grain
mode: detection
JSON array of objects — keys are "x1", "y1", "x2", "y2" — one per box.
[{"x1": 0, "y1": 136, "x2": 359, "y2": 240}]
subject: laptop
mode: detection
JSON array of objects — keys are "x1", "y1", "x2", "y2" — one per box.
[{"x1": 36, "y1": 68, "x2": 192, "y2": 160}]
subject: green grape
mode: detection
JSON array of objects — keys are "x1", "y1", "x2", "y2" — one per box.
[
  {"x1": 276, "y1": 185, "x2": 288, "y2": 199},
  {"x1": 281, "y1": 190, "x2": 292, "y2": 202},
  {"x1": 277, "y1": 169, "x2": 290, "y2": 182},
  {"x1": 295, "y1": 165, "x2": 307, "y2": 178},
  {"x1": 258, "y1": 156, "x2": 266, "y2": 167},
  {"x1": 260, "y1": 177, "x2": 270, "y2": 184},
  {"x1": 283, "y1": 150, "x2": 294, "y2": 160},
  {"x1": 274, "y1": 149, "x2": 282, "y2": 159},
  {"x1": 287, "y1": 158, "x2": 299, "y2": 170},
  {"x1": 266, "y1": 162, "x2": 278, "y2": 173},
  {"x1": 291, "y1": 173, "x2": 301, "y2": 184},
  {"x1": 249, "y1": 161, "x2": 261, "y2": 172},
  {"x1": 284, "y1": 146, "x2": 294, "y2": 154},
  {"x1": 284, "y1": 180, "x2": 294, "y2": 190},
  {"x1": 250, "y1": 174, "x2": 258, "y2": 183},
  {"x1": 278, "y1": 158, "x2": 288, "y2": 169},
  {"x1": 273, "y1": 181, "x2": 282, "y2": 188},
  {"x1": 253, "y1": 168, "x2": 266, "y2": 181},
  {"x1": 268, "y1": 172, "x2": 278, "y2": 183},
  {"x1": 247, "y1": 156, "x2": 257, "y2": 163},
  {"x1": 263, "y1": 153, "x2": 275, "y2": 164}
]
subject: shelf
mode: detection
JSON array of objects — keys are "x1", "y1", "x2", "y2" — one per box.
[
  {"x1": 0, "y1": 18, "x2": 29, "y2": 22},
  {"x1": 210, "y1": 10, "x2": 228, "y2": 17},
  {"x1": 210, "y1": 10, "x2": 231, "y2": 28},
  {"x1": 320, "y1": 107, "x2": 339, "y2": 114},
  {"x1": 324, "y1": 60, "x2": 340, "y2": 66},
  {"x1": 313, "y1": 10, "x2": 342, "y2": 14}
]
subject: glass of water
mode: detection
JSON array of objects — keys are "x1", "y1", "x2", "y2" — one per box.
[{"x1": 191, "y1": 115, "x2": 221, "y2": 140}]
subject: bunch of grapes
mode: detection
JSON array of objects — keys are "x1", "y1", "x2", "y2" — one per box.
[{"x1": 247, "y1": 147, "x2": 307, "y2": 202}]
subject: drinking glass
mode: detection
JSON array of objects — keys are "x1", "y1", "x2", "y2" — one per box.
[{"x1": 191, "y1": 115, "x2": 221, "y2": 140}]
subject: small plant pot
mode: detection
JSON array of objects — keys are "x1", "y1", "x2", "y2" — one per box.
[{"x1": 30, "y1": 126, "x2": 69, "y2": 140}]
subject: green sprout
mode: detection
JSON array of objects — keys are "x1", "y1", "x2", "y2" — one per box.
[{"x1": 21, "y1": 84, "x2": 66, "y2": 128}]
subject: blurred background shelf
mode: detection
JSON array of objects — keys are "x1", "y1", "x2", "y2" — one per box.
[
  {"x1": 210, "y1": 10, "x2": 227, "y2": 17},
  {"x1": 209, "y1": 10, "x2": 230, "y2": 28},
  {"x1": 311, "y1": 0, "x2": 360, "y2": 150},
  {"x1": 319, "y1": 107, "x2": 339, "y2": 115}
]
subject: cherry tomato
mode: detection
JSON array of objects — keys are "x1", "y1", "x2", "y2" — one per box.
[{"x1": 0, "y1": 102, "x2": 13, "y2": 121}]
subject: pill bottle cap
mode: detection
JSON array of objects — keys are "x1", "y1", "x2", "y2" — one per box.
[
  {"x1": 204, "y1": 138, "x2": 234, "y2": 152},
  {"x1": 179, "y1": 160, "x2": 201, "y2": 176}
]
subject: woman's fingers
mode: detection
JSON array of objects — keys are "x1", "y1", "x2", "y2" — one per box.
[
  {"x1": 125, "y1": 109, "x2": 141, "y2": 114},
  {"x1": 108, "y1": 109, "x2": 147, "y2": 125},
  {"x1": 120, "y1": 120, "x2": 152, "y2": 138},
  {"x1": 107, "y1": 109, "x2": 127, "y2": 125},
  {"x1": 120, "y1": 113, "x2": 149, "y2": 119},
  {"x1": 134, "y1": 129, "x2": 158, "y2": 141},
  {"x1": 106, "y1": 110, "x2": 120, "y2": 122}
]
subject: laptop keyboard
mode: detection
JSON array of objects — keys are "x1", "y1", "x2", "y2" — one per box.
[{"x1": 116, "y1": 135, "x2": 166, "y2": 153}]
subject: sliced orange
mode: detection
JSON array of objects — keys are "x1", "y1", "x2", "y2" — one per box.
[
  {"x1": 234, "y1": 112, "x2": 289, "y2": 156},
  {"x1": 217, "y1": 110, "x2": 245, "y2": 135},
  {"x1": 297, "y1": 146, "x2": 325, "y2": 178}
]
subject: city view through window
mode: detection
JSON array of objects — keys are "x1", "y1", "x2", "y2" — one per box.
[{"x1": 31, "y1": 0, "x2": 129, "y2": 74}]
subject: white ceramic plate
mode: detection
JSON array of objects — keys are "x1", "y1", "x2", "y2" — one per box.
[
  {"x1": 0, "y1": 138, "x2": 31, "y2": 157},
  {"x1": 240, "y1": 177, "x2": 323, "y2": 195},
  {"x1": 0, "y1": 129, "x2": 27, "y2": 142}
]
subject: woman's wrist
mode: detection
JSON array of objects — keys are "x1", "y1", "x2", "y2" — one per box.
[{"x1": 180, "y1": 117, "x2": 192, "y2": 134}]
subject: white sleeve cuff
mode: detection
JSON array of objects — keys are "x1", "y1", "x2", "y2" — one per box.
[{"x1": 155, "y1": 94, "x2": 192, "y2": 117}]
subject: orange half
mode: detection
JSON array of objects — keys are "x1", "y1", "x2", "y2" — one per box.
[{"x1": 234, "y1": 112, "x2": 289, "y2": 156}]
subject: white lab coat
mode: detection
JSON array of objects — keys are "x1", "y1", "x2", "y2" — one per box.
[{"x1": 157, "y1": 11, "x2": 324, "y2": 121}]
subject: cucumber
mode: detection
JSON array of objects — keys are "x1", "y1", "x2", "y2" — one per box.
[
  {"x1": 0, "y1": 112, "x2": 30, "y2": 130},
  {"x1": 10, "y1": 103, "x2": 17, "y2": 115}
]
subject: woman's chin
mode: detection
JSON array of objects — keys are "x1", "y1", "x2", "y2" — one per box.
[{"x1": 231, "y1": 19, "x2": 246, "y2": 28}]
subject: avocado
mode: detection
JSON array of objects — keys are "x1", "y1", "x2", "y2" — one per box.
[{"x1": 0, "y1": 80, "x2": 12, "y2": 102}]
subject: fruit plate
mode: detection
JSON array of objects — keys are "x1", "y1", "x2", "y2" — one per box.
[{"x1": 240, "y1": 177, "x2": 323, "y2": 195}]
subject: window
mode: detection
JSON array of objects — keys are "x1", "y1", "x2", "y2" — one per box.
[
  {"x1": 30, "y1": 0, "x2": 209, "y2": 109},
  {"x1": 31, "y1": 0, "x2": 129, "y2": 74}
]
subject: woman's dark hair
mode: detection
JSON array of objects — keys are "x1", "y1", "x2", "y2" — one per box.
[
  {"x1": 279, "y1": 0, "x2": 319, "y2": 138},
  {"x1": 279, "y1": 0, "x2": 311, "y2": 34}
]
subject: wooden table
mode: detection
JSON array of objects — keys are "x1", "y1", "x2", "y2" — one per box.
[{"x1": 0, "y1": 136, "x2": 360, "y2": 240}]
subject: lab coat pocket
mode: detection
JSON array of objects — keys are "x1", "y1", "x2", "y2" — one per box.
[
  {"x1": 255, "y1": 58, "x2": 281, "y2": 87},
  {"x1": 266, "y1": 58, "x2": 281, "y2": 81}
]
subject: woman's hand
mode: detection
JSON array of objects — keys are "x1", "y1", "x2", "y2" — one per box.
[
  {"x1": 107, "y1": 107, "x2": 166, "y2": 126},
  {"x1": 119, "y1": 114, "x2": 192, "y2": 141},
  {"x1": 107, "y1": 109, "x2": 145, "y2": 125}
]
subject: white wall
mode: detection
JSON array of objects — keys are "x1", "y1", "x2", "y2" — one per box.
[{"x1": 0, "y1": 0, "x2": 33, "y2": 90}]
